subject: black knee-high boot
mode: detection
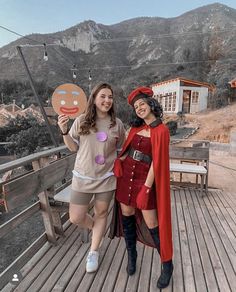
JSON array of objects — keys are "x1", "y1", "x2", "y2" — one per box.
[
  {"x1": 149, "y1": 226, "x2": 173, "y2": 288},
  {"x1": 148, "y1": 226, "x2": 160, "y2": 254},
  {"x1": 157, "y1": 260, "x2": 173, "y2": 289},
  {"x1": 122, "y1": 215, "x2": 137, "y2": 276}
]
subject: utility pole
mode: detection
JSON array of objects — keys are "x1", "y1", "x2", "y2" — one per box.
[{"x1": 17, "y1": 46, "x2": 58, "y2": 147}]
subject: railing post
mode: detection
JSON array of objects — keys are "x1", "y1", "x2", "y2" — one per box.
[{"x1": 32, "y1": 158, "x2": 57, "y2": 244}]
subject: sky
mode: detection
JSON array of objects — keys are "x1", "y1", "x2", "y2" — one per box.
[{"x1": 0, "y1": 0, "x2": 236, "y2": 48}]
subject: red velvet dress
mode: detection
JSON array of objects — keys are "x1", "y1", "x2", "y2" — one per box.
[{"x1": 116, "y1": 133, "x2": 156, "y2": 209}]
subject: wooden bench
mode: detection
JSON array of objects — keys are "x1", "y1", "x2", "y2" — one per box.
[
  {"x1": 169, "y1": 140, "x2": 210, "y2": 196},
  {"x1": 51, "y1": 184, "x2": 91, "y2": 243}
]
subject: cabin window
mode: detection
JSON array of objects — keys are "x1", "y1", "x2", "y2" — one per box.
[
  {"x1": 168, "y1": 95, "x2": 172, "y2": 111},
  {"x1": 162, "y1": 92, "x2": 177, "y2": 112},
  {"x1": 164, "y1": 96, "x2": 168, "y2": 111},
  {"x1": 172, "y1": 92, "x2": 176, "y2": 111},
  {"x1": 192, "y1": 91, "x2": 199, "y2": 103}
]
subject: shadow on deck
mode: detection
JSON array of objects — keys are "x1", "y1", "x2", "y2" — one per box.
[{"x1": 1, "y1": 188, "x2": 236, "y2": 292}]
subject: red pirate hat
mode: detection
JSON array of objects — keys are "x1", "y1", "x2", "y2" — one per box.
[{"x1": 128, "y1": 86, "x2": 153, "y2": 105}]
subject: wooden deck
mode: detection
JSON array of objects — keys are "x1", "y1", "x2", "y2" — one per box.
[{"x1": 1, "y1": 188, "x2": 236, "y2": 292}]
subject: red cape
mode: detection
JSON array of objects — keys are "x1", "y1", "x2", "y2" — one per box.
[{"x1": 117, "y1": 123, "x2": 173, "y2": 262}]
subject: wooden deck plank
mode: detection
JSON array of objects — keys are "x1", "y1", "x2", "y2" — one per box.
[
  {"x1": 192, "y1": 190, "x2": 232, "y2": 292},
  {"x1": 75, "y1": 237, "x2": 114, "y2": 292},
  {"x1": 224, "y1": 191, "x2": 236, "y2": 208},
  {"x1": 28, "y1": 228, "x2": 81, "y2": 291},
  {"x1": 137, "y1": 246, "x2": 153, "y2": 292},
  {"x1": 63, "y1": 205, "x2": 113, "y2": 292},
  {"x1": 39, "y1": 234, "x2": 83, "y2": 291},
  {"x1": 14, "y1": 224, "x2": 77, "y2": 291},
  {"x1": 211, "y1": 190, "x2": 236, "y2": 238},
  {"x1": 170, "y1": 190, "x2": 183, "y2": 292},
  {"x1": 0, "y1": 233, "x2": 48, "y2": 291},
  {"x1": 52, "y1": 241, "x2": 90, "y2": 291},
  {"x1": 1, "y1": 189, "x2": 236, "y2": 292},
  {"x1": 63, "y1": 241, "x2": 93, "y2": 292},
  {"x1": 112, "y1": 250, "x2": 129, "y2": 292},
  {"x1": 187, "y1": 189, "x2": 219, "y2": 291},
  {"x1": 124, "y1": 243, "x2": 145, "y2": 292},
  {"x1": 149, "y1": 248, "x2": 161, "y2": 292},
  {"x1": 215, "y1": 190, "x2": 236, "y2": 225},
  {"x1": 201, "y1": 192, "x2": 236, "y2": 291},
  {"x1": 207, "y1": 191, "x2": 236, "y2": 269},
  {"x1": 87, "y1": 237, "x2": 121, "y2": 292},
  {"x1": 181, "y1": 189, "x2": 208, "y2": 292},
  {"x1": 100, "y1": 239, "x2": 126, "y2": 292},
  {"x1": 175, "y1": 189, "x2": 196, "y2": 292},
  {"x1": 1, "y1": 240, "x2": 51, "y2": 292},
  {"x1": 55, "y1": 240, "x2": 90, "y2": 292},
  {"x1": 214, "y1": 190, "x2": 232, "y2": 208}
]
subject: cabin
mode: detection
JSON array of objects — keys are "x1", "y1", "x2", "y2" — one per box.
[{"x1": 151, "y1": 77, "x2": 215, "y2": 114}]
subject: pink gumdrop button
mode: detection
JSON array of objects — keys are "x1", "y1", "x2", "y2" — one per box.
[
  {"x1": 95, "y1": 155, "x2": 105, "y2": 165},
  {"x1": 96, "y1": 131, "x2": 108, "y2": 142}
]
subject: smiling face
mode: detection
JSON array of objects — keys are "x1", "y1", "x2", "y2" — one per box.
[
  {"x1": 134, "y1": 98, "x2": 152, "y2": 119},
  {"x1": 51, "y1": 83, "x2": 87, "y2": 119},
  {"x1": 94, "y1": 88, "x2": 113, "y2": 114}
]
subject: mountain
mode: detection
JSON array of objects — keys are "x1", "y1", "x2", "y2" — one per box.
[{"x1": 0, "y1": 3, "x2": 236, "y2": 97}]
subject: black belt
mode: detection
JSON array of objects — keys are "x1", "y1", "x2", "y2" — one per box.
[{"x1": 128, "y1": 148, "x2": 152, "y2": 164}]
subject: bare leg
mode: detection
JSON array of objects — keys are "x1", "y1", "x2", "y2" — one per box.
[
  {"x1": 69, "y1": 203, "x2": 94, "y2": 229},
  {"x1": 90, "y1": 200, "x2": 110, "y2": 251},
  {"x1": 141, "y1": 209, "x2": 158, "y2": 228},
  {"x1": 120, "y1": 202, "x2": 135, "y2": 216}
]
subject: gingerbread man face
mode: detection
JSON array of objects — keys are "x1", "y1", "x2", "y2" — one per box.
[{"x1": 51, "y1": 83, "x2": 87, "y2": 119}]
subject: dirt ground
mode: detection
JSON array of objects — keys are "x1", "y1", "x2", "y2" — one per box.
[
  {"x1": 173, "y1": 102, "x2": 236, "y2": 194},
  {"x1": 172, "y1": 150, "x2": 236, "y2": 194},
  {"x1": 184, "y1": 102, "x2": 236, "y2": 143},
  {"x1": 169, "y1": 103, "x2": 236, "y2": 196},
  {"x1": 191, "y1": 103, "x2": 236, "y2": 193},
  {"x1": 208, "y1": 150, "x2": 236, "y2": 193}
]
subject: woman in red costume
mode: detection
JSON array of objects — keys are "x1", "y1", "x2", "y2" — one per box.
[{"x1": 110, "y1": 86, "x2": 173, "y2": 289}]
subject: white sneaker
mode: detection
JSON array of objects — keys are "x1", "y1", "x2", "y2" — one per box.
[{"x1": 86, "y1": 251, "x2": 99, "y2": 273}]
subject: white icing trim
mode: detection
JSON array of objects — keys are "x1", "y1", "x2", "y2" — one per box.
[{"x1": 72, "y1": 170, "x2": 114, "y2": 181}]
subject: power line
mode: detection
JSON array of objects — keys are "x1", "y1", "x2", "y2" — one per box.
[
  {"x1": 1, "y1": 24, "x2": 236, "y2": 47},
  {"x1": 0, "y1": 25, "x2": 42, "y2": 45},
  {"x1": 1, "y1": 24, "x2": 235, "y2": 75},
  {"x1": 97, "y1": 26, "x2": 236, "y2": 43},
  {"x1": 73, "y1": 58, "x2": 236, "y2": 71},
  {"x1": 0, "y1": 25, "x2": 74, "y2": 69}
]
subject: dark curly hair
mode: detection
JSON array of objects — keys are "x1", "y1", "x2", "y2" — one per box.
[{"x1": 130, "y1": 97, "x2": 163, "y2": 127}]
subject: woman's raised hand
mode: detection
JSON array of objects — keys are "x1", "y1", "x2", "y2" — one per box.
[{"x1": 58, "y1": 114, "x2": 69, "y2": 134}]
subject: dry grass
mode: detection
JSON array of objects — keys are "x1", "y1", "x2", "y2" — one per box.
[{"x1": 165, "y1": 102, "x2": 236, "y2": 143}]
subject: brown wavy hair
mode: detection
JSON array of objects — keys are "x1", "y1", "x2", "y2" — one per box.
[{"x1": 79, "y1": 82, "x2": 116, "y2": 135}]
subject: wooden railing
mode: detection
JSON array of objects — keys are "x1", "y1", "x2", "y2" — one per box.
[
  {"x1": 0, "y1": 146, "x2": 93, "y2": 289},
  {"x1": 0, "y1": 145, "x2": 75, "y2": 240}
]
